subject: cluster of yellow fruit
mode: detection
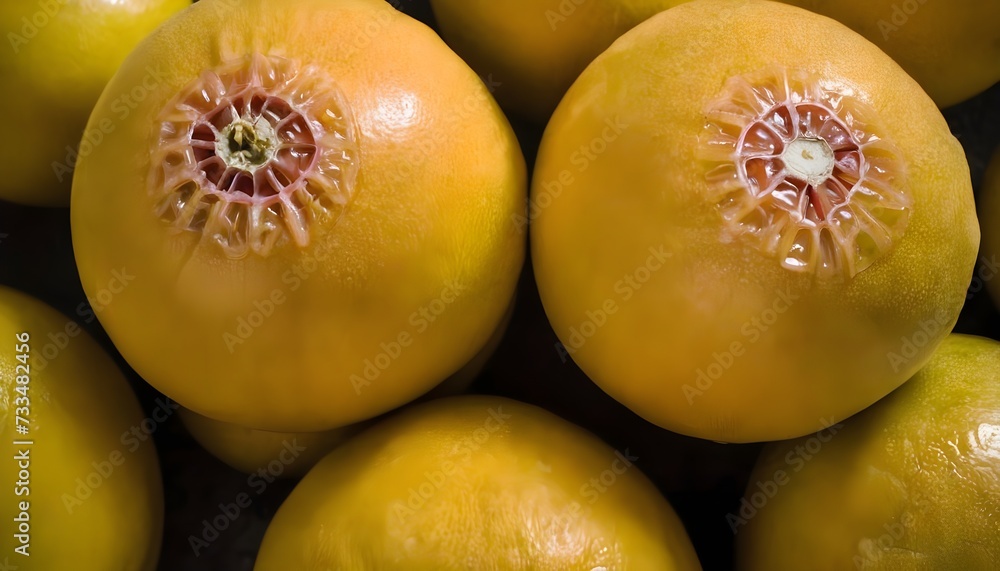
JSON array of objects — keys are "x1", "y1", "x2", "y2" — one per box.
[{"x1": 1, "y1": 0, "x2": 999, "y2": 569}]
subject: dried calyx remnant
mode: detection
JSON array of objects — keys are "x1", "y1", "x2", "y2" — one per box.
[
  {"x1": 699, "y1": 69, "x2": 910, "y2": 279},
  {"x1": 149, "y1": 53, "x2": 359, "y2": 258}
]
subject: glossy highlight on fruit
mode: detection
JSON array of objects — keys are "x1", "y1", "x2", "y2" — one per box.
[
  {"x1": 531, "y1": 0, "x2": 979, "y2": 442},
  {"x1": 71, "y1": 0, "x2": 525, "y2": 432},
  {"x1": 0, "y1": 0, "x2": 190, "y2": 206},
  {"x1": 0, "y1": 285, "x2": 163, "y2": 570},
  {"x1": 737, "y1": 335, "x2": 1000, "y2": 570},
  {"x1": 254, "y1": 396, "x2": 702, "y2": 570}
]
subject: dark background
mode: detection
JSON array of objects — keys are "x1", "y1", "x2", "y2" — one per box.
[{"x1": 1, "y1": 0, "x2": 998, "y2": 569}]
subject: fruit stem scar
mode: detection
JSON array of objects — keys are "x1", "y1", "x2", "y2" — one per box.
[
  {"x1": 150, "y1": 53, "x2": 360, "y2": 258},
  {"x1": 698, "y1": 68, "x2": 911, "y2": 279},
  {"x1": 217, "y1": 116, "x2": 278, "y2": 172},
  {"x1": 782, "y1": 137, "x2": 834, "y2": 187}
]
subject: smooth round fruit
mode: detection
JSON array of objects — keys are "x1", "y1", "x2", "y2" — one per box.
[
  {"x1": 0, "y1": 285, "x2": 163, "y2": 570},
  {"x1": 736, "y1": 335, "x2": 1000, "y2": 570},
  {"x1": 179, "y1": 300, "x2": 513, "y2": 475},
  {"x1": 0, "y1": 0, "x2": 189, "y2": 206},
  {"x1": 531, "y1": 0, "x2": 979, "y2": 442},
  {"x1": 981, "y1": 147, "x2": 1000, "y2": 309},
  {"x1": 71, "y1": 0, "x2": 525, "y2": 432},
  {"x1": 430, "y1": 0, "x2": 686, "y2": 123},
  {"x1": 254, "y1": 395, "x2": 702, "y2": 570},
  {"x1": 779, "y1": 0, "x2": 1000, "y2": 108},
  {"x1": 179, "y1": 406, "x2": 361, "y2": 477}
]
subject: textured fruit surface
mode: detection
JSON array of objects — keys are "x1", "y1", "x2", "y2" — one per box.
[
  {"x1": 0, "y1": 0, "x2": 189, "y2": 206},
  {"x1": 737, "y1": 335, "x2": 1000, "y2": 570},
  {"x1": 982, "y1": 147, "x2": 1000, "y2": 309},
  {"x1": 0, "y1": 285, "x2": 163, "y2": 570},
  {"x1": 531, "y1": 0, "x2": 979, "y2": 442},
  {"x1": 780, "y1": 0, "x2": 1000, "y2": 108},
  {"x1": 71, "y1": 0, "x2": 525, "y2": 432},
  {"x1": 429, "y1": 0, "x2": 687, "y2": 123},
  {"x1": 253, "y1": 395, "x2": 702, "y2": 571}
]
